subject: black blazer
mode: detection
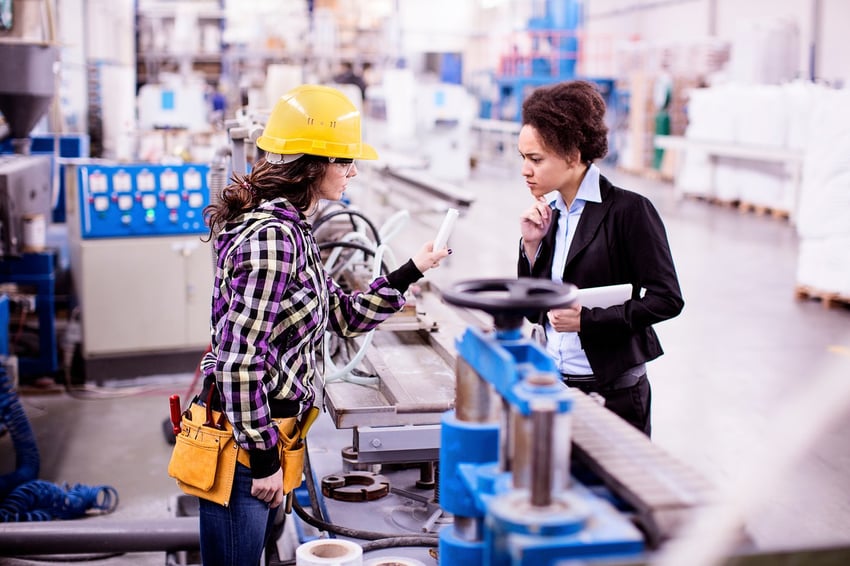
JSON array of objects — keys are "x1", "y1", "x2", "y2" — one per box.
[{"x1": 518, "y1": 174, "x2": 684, "y2": 385}]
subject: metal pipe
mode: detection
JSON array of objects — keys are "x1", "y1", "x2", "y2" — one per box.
[
  {"x1": 454, "y1": 357, "x2": 498, "y2": 424},
  {"x1": 530, "y1": 403, "x2": 555, "y2": 508},
  {"x1": 0, "y1": 518, "x2": 199, "y2": 555},
  {"x1": 453, "y1": 516, "x2": 481, "y2": 542}
]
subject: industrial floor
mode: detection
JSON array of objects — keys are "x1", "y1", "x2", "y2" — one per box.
[{"x1": 2, "y1": 159, "x2": 850, "y2": 565}]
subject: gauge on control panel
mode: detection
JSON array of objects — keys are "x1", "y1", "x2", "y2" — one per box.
[
  {"x1": 160, "y1": 170, "x2": 179, "y2": 191},
  {"x1": 114, "y1": 171, "x2": 132, "y2": 192},
  {"x1": 89, "y1": 171, "x2": 108, "y2": 193},
  {"x1": 137, "y1": 170, "x2": 156, "y2": 191},
  {"x1": 93, "y1": 196, "x2": 109, "y2": 211},
  {"x1": 184, "y1": 168, "x2": 203, "y2": 190},
  {"x1": 165, "y1": 193, "x2": 181, "y2": 209}
]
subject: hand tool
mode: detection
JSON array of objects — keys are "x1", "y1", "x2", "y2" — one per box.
[{"x1": 169, "y1": 395, "x2": 182, "y2": 435}]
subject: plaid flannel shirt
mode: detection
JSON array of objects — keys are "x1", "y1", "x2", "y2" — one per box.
[{"x1": 201, "y1": 198, "x2": 406, "y2": 453}]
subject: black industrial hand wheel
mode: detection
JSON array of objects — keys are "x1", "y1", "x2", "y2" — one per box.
[{"x1": 439, "y1": 278, "x2": 578, "y2": 330}]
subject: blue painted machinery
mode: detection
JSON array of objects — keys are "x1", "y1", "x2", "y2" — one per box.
[{"x1": 437, "y1": 278, "x2": 645, "y2": 565}]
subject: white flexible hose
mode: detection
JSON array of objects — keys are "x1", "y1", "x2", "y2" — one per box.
[
  {"x1": 378, "y1": 209, "x2": 410, "y2": 244},
  {"x1": 323, "y1": 244, "x2": 391, "y2": 386},
  {"x1": 324, "y1": 232, "x2": 378, "y2": 276}
]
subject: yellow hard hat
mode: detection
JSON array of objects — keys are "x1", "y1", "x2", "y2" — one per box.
[{"x1": 257, "y1": 84, "x2": 378, "y2": 161}]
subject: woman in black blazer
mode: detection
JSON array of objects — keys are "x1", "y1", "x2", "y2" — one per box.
[{"x1": 517, "y1": 80, "x2": 684, "y2": 436}]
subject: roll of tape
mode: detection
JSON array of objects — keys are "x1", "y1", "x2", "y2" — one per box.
[
  {"x1": 363, "y1": 557, "x2": 426, "y2": 566},
  {"x1": 295, "y1": 538, "x2": 363, "y2": 566}
]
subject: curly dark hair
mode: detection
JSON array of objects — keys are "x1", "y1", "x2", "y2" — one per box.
[
  {"x1": 203, "y1": 155, "x2": 327, "y2": 240},
  {"x1": 521, "y1": 80, "x2": 608, "y2": 163}
]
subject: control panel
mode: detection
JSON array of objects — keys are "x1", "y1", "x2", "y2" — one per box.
[{"x1": 75, "y1": 163, "x2": 210, "y2": 239}]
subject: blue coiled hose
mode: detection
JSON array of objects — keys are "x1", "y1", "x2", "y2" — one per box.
[
  {"x1": 0, "y1": 364, "x2": 120, "y2": 521},
  {"x1": 0, "y1": 363, "x2": 39, "y2": 499},
  {"x1": 0, "y1": 480, "x2": 119, "y2": 522}
]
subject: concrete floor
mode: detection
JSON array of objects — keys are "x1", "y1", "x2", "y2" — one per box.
[{"x1": 2, "y1": 160, "x2": 850, "y2": 565}]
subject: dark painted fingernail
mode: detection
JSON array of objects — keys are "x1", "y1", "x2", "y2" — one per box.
[{"x1": 448, "y1": 249, "x2": 453, "y2": 255}]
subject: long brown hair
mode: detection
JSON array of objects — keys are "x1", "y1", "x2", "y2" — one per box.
[{"x1": 203, "y1": 155, "x2": 328, "y2": 240}]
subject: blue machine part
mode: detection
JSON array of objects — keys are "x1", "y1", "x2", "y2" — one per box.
[
  {"x1": 75, "y1": 163, "x2": 210, "y2": 238},
  {"x1": 0, "y1": 253, "x2": 57, "y2": 376},
  {"x1": 440, "y1": 323, "x2": 645, "y2": 565},
  {"x1": 456, "y1": 326, "x2": 570, "y2": 415},
  {"x1": 486, "y1": 483, "x2": 644, "y2": 565},
  {"x1": 439, "y1": 412, "x2": 500, "y2": 518}
]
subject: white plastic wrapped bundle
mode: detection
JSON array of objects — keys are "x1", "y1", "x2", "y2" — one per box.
[
  {"x1": 736, "y1": 85, "x2": 787, "y2": 148},
  {"x1": 729, "y1": 18, "x2": 800, "y2": 86},
  {"x1": 796, "y1": 236, "x2": 850, "y2": 296},
  {"x1": 737, "y1": 161, "x2": 789, "y2": 210},
  {"x1": 796, "y1": 88, "x2": 850, "y2": 240},
  {"x1": 677, "y1": 149, "x2": 714, "y2": 198},
  {"x1": 714, "y1": 157, "x2": 744, "y2": 202},
  {"x1": 685, "y1": 85, "x2": 740, "y2": 143},
  {"x1": 784, "y1": 81, "x2": 824, "y2": 150}
]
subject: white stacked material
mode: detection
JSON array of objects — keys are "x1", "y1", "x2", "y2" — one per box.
[
  {"x1": 796, "y1": 237, "x2": 850, "y2": 296},
  {"x1": 685, "y1": 85, "x2": 741, "y2": 143},
  {"x1": 737, "y1": 161, "x2": 791, "y2": 210},
  {"x1": 795, "y1": 87, "x2": 850, "y2": 296},
  {"x1": 677, "y1": 83, "x2": 805, "y2": 210},
  {"x1": 677, "y1": 85, "x2": 741, "y2": 199},
  {"x1": 784, "y1": 81, "x2": 820, "y2": 150},
  {"x1": 714, "y1": 157, "x2": 745, "y2": 202},
  {"x1": 728, "y1": 18, "x2": 800, "y2": 86},
  {"x1": 735, "y1": 85, "x2": 787, "y2": 148}
]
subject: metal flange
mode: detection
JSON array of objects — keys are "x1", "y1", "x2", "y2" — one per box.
[{"x1": 321, "y1": 471, "x2": 390, "y2": 502}]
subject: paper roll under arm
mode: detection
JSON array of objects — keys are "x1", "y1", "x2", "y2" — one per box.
[{"x1": 575, "y1": 283, "x2": 636, "y2": 309}]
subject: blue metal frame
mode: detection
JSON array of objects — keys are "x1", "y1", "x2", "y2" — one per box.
[
  {"x1": 0, "y1": 252, "x2": 57, "y2": 377},
  {"x1": 438, "y1": 326, "x2": 645, "y2": 565}
]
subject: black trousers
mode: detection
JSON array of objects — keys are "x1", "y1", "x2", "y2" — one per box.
[{"x1": 564, "y1": 373, "x2": 652, "y2": 437}]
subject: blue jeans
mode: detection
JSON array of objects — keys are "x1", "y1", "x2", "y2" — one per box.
[{"x1": 199, "y1": 463, "x2": 276, "y2": 566}]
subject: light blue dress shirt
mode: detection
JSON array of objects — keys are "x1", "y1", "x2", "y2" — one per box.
[{"x1": 546, "y1": 163, "x2": 602, "y2": 375}]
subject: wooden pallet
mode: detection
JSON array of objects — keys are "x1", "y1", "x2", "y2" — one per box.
[
  {"x1": 795, "y1": 285, "x2": 850, "y2": 310},
  {"x1": 738, "y1": 200, "x2": 790, "y2": 220}
]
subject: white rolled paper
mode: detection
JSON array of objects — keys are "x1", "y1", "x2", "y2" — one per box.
[{"x1": 295, "y1": 538, "x2": 363, "y2": 566}]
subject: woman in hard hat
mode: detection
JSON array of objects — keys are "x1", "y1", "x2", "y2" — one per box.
[
  {"x1": 517, "y1": 80, "x2": 683, "y2": 437},
  {"x1": 198, "y1": 85, "x2": 449, "y2": 565}
]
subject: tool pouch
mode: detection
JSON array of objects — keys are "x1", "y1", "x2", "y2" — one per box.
[
  {"x1": 168, "y1": 401, "x2": 238, "y2": 506},
  {"x1": 277, "y1": 417, "x2": 305, "y2": 494},
  {"x1": 234, "y1": 416, "x2": 305, "y2": 494}
]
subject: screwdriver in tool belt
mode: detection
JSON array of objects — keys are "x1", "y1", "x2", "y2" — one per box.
[
  {"x1": 283, "y1": 406, "x2": 320, "y2": 515},
  {"x1": 169, "y1": 395, "x2": 182, "y2": 435},
  {"x1": 296, "y1": 406, "x2": 320, "y2": 448}
]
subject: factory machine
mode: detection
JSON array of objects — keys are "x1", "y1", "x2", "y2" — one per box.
[
  {"x1": 63, "y1": 159, "x2": 213, "y2": 380},
  {"x1": 291, "y1": 276, "x2": 717, "y2": 566},
  {"x1": 0, "y1": 40, "x2": 61, "y2": 380},
  {"x1": 436, "y1": 278, "x2": 645, "y2": 564}
]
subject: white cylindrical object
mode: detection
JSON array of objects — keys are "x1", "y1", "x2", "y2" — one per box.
[
  {"x1": 363, "y1": 558, "x2": 427, "y2": 566},
  {"x1": 433, "y1": 208, "x2": 459, "y2": 251},
  {"x1": 295, "y1": 539, "x2": 363, "y2": 566},
  {"x1": 21, "y1": 214, "x2": 47, "y2": 252}
]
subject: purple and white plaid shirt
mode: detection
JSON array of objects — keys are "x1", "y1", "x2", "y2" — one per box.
[{"x1": 201, "y1": 197, "x2": 406, "y2": 452}]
